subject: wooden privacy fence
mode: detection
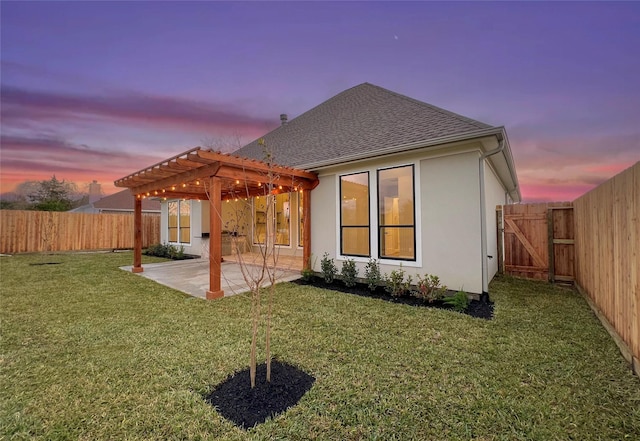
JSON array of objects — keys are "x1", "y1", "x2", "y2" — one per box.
[
  {"x1": 499, "y1": 202, "x2": 574, "y2": 282},
  {"x1": 573, "y1": 162, "x2": 639, "y2": 375},
  {"x1": 0, "y1": 210, "x2": 160, "y2": 254}
]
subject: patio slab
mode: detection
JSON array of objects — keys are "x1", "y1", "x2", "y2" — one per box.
[{"x1": 120, "y1": 258, "x2": 301, "y2": 299}]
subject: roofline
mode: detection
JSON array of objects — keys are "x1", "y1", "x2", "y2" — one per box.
[
  {"x1": 300, "y1": 127, "x2": 502, "y2": 170},
  {"x1": 301, "y1": 126, "x2": 521, "y2": 202}
]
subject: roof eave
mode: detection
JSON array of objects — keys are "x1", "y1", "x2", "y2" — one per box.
[
  {"x1": 299, "y1": 127, "x2": 503, "y2": 170},
  {"x1": 299, "y1": 126, "x2": 521, "y2": 203}
]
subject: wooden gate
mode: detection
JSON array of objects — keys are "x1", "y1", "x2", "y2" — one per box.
[{"x1": 499, "y1": 202, "x2": 574, "y2": 282}]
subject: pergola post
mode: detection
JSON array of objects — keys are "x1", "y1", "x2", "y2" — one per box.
[
  {"x1": 302, "y1": 188, "x2": 312, "y2": 269},
  {"x1": 206, "y1": 177, "x2": 224, "y2": 299},
  {"x1": 132, "y1": 196, "x2": 143, "y2": 273}
]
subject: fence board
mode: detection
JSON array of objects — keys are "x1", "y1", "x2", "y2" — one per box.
[
  {"x1": 574, "y1": 162, "x2": 639, "y2": 373},
  {"x1": 502, "y1": 202, "x2": 573, "y2": 281},
  {"x1": 0, "y1": 210, "x2": 160, "y2": 254}
]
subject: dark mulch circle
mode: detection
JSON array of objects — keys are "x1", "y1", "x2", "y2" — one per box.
[
  {"x1": 292, "y1": 276, "x2": 494, "y2": 320},
  {"x1": 204, "y1": 360, "x2": 315, "y2": 430}
]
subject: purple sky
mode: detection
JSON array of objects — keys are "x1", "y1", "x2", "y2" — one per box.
[{"x1": 1, "y1": 1, "x2": 638, "y2": 201}]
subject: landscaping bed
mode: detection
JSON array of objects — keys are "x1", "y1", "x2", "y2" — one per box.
[
  {"x1": 204, "y1": 360, "x2": 315, "y2": 430},
  {"x1": 293, "y1": 276, "x2": 494, "y2": 320}
]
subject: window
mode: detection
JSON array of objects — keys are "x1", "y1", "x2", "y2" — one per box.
[
  {"x1": 340, "y1": 172, "x2": 370, "y2": 256},
  {"x1": 378, "y1": 165, "x2": 415, "y2": 260},
  {"x1": 253, "y1": 193, "x2": 291, "y2": 246},
  {"x1": 168, "y1": 200, "x2": 190, "y2": 244}
]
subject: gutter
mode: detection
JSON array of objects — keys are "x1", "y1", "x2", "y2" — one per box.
[
  {"x1": 479, "y1": 134, "x2": 505, "y2": 296},
  {"x1": 301, "y1": 127, "x2": 504, "y2": 171}
]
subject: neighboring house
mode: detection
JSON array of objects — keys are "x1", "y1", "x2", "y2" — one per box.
[
  {"x1": 153, "y1": 83, "x2": 520, "y2": 296},
  {"x1": 72, "y1": 189, "x2": 161, "y2": 214}
]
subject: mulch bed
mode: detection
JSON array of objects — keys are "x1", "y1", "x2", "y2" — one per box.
[
  {"x1": 204, "y1": 360, "x2": 315, "y2": 430},
  {"x1": 292, "y1": 276, "x2": 494, "y2": 320}
]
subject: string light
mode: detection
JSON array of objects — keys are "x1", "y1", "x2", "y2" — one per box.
[
  {"x1": 154, "y1": 191, "x2": 158, "y2": 195},
  {"x1": 235, "y1": 180, "x2": 240, "y2": 185},
  {"x1": 162, "y1": 189, "x2": 166, "y2": 193},
  {"x1": 171, "y1": 185, "x2": 176, "y2": 191},
  {"x1": 182, "y1": 183, "x2": 186, "y2": 188},
  {"x1": 196, "y1": 180, "x2": 200, "y2": 185}
]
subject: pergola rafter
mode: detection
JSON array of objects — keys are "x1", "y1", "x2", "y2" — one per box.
[{"x1": 115, "y1": 146, "x2": 318, "y2": 299}]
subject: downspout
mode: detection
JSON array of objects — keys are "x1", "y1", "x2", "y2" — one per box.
[{"x1": 479, "y1": 134, "x2": 505, "y2": 297}]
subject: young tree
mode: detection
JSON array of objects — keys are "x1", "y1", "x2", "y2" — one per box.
[
  {"x1": 207, "y1": 139, "x2": 295, "y2": 388},
  {"x1": 27, "y1": 176, "x2": 79, "y2": 211}
]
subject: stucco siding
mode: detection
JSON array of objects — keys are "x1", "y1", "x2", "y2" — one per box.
[
  {"x1": 310, "y1": 174, "x2": 337, "y2": 267},
  {"x1": 484, "y1": 161, "x2": 507, "y2": 280},
  {"x1": 310, "y1": 145, "x2": 484, "y2": 294},
  {"x1": 420, "y1": 151, "x2": 483, "y2": 294}
]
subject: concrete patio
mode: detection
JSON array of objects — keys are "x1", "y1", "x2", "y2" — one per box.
[{"x1": 121, "y1": 253, "x2": 303, "y2": 299}]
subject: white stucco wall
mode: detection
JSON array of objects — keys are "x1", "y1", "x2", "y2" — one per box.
[
  {"x1": 310, "y1": 174, "x2": 337, "y2": 266},
  {"x1": 484, "y1": 161, "x2": 508, "y2": 280},
  {"x1": 160, "y1": 199, "x2": 204, "y2": 257},
  {"x1": 309, "y1": 145, "x2": 485, "y2": 294},
  {"x1": 420, "y1": 151, "x2": 483, "y2": 293}
]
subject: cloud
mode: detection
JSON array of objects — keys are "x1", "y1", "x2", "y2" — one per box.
[
  {"x1": 0, "y1": 134, "x2": 165, "y2": 194},
  {"x1": 0, "y1": 85, "x2": 277, "y2": 136}
]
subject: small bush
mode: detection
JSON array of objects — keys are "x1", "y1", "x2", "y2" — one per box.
[
  {"x1": 364, "y1": 258, "x2": 382, "y2": 291},
  {"x1": 443, "y1": 291, "x2": 469, "y2": 312},
  {"x1": 384, "y1": 266, "x2": 412, "y2": 297},
  {"x1": 413, "y1": 274, "x2": 447, "y2": 303},
  {"x1": 320, "y1": 252, "x2": 337, "y2": 283},
  {"x1": 340, "y1": 258, "x2": 358, "y2": 288},
  {"x1": 143, "y1": 243, "x2": 187, "y2": 260}
]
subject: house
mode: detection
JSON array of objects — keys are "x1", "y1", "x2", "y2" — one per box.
[
  {"x1": 71, "y1": 189, "x2": 161, "y2": 214},
  {"x1": 115, "y1": 83, "x2": 520, "y2": 298}
]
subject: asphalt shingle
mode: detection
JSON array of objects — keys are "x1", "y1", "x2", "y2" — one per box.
[{"x1": 233, "y1": 83, "x2": 493, "y2": 169}]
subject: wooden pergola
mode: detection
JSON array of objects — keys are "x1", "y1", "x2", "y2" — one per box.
[{"x1": 115, "y1": 147, "x2": 318, "y2": 299}]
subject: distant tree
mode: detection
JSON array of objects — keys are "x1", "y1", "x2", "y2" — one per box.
[{"x1": 27, "y1": 176, "x2": 79, "y2": 211}]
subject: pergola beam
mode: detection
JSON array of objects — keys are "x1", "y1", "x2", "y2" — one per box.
[{"x1": 124, "y1": 162, "x2": 222, "y2": 196}]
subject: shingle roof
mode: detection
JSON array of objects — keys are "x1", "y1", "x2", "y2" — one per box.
[
  {"x1": 233, "y1": 82, "x2": 494, "y2": 169},
  {"x1": 94, "y1": 190, "x2": 161, "y2": 212}
]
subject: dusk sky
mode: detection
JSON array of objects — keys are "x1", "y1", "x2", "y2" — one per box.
[{"x1": 1, "y1": 1, "x2": 638, "y2": 202}]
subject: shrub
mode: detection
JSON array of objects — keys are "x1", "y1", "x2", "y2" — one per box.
[
  {"x1": 340, "y1": 258, "x2": 358, "y2": 288},
  {"x1": 364, "y1": 258, "x2": 382, "y2": 291},
  {"x1": 320, "y1": 252, "x2": 337, "y2": 283},
  {"x1": 443, "y1": 291, "x2": 469, "y2": 312},
  {"x1": 384, "y1": 266, "x2": 412, "y2": 297},
  {"x1": 413, "y1": 274, "x2": 447, "y2": 303},
  {"x1": 143, "y1": 243, "x2": 187, "y2": 260}
]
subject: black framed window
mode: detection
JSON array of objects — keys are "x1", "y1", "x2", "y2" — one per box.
[
  {"x1": 340, "y1": 172, "x2": 370, "y2": 256},
  {"x1": 377, "y1": 165, "x2": 415, "y2": 260}
]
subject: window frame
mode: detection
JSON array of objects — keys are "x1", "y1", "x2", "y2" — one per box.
[
  {"x1": 167, "y1": 199, "x2": 191, "y2": 245},
  {"x1": 376, "y1": 164, "x2": 416, "y2": 262},
  {"x1": 339, "y1": 171, "x2": 371, "y2": 258}
]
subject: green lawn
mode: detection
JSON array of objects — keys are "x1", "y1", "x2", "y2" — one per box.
[{"x1": 1, "y1": 252, "x2": 638, "y2": 440}]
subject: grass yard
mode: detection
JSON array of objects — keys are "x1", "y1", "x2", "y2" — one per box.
[{"x1": 1, "y1": 252, "x2": 638, "y2": 440}]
